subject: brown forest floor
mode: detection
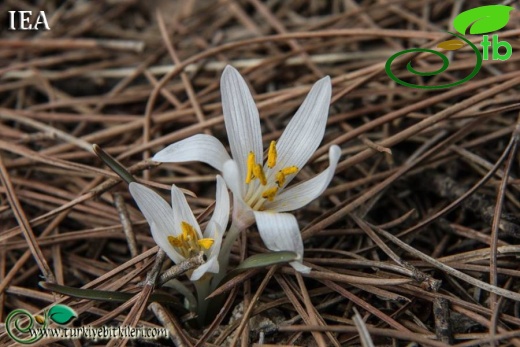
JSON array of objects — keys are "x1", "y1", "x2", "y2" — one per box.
[{"x1": 1, "y1": 0, "x2": 520, "y2": 346}]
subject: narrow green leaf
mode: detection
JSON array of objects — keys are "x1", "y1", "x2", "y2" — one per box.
[
  {"x1": 234, "y1": 251, "x2": 299, "y2": 271},
  {"x1": 453, "y1": 5, "x2": 513, "y2": 35},
  {"x1": 39, "y1": 282, "x2": 183, "y2": 308},
  {"x1": 92, "y1": 144, "x2": 135, "y2": 184},
  {"x1": 48, "y1": 305, "x2": 77, "y2": 325}
]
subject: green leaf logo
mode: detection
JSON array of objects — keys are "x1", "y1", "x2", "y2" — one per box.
[
  {"x1": 437, "y1": 39, "x2": 464, "y2": 51},
  {"x1": 48, "y1": 304, "x2": 77, "y2": 325},
  {"x1": 453, "y1": 5, "x2": 513, "y2": 35},
  {"x1": 34, "y1": 314, "x2": 46, "y2": 325}
]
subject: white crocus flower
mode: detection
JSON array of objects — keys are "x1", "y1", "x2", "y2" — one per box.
[
  {"x1": 153, "y1": 65, "x2": 341, "y2": 273},
  {"x1": 129, "y1": 176, "x2": 229, "y2": 281}
]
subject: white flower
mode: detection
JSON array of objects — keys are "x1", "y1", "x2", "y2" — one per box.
[
  {"x1": 153, "y1": 65, "x2": 341, "y2": 273},
  {"x1": 129, "y1": 176, "x2": 229, "y2": 281}
]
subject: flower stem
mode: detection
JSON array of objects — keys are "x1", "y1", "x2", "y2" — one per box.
[
  {"x1": 210, "y1": 220, "x2": 243, "y2": 290},
  {"x1": 162, "y1": 278, "x2": 197, "y2": 312},
  {"x1": 218, "y1": 221, "x2": 241, "y2": 272},
  {"x1": 193, "y1": 276, "x2": 211, "y2": 326}
]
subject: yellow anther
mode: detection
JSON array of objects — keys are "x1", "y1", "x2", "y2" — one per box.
[
  {"x1": 197, "y1": 238, "x2": 214, "y2": 250},
  {"x1": 267, "y1": 141, "x2": 277, "y2": 168},
  {"x1": 245, "y1": 152, "x2": 255, "y2": 184},
  {"x1": 276, "y1": 166, "x2": 298, "y2": 187},
  {"x1": 275, "y1": 171, "x2": 286, "y2": 187},
  {"x1": 281, "y1": 166, "x2": 298, "y2": 175},
  {"x1": 181, "y1": 221, "x2": 197, "y2": 241},
  {"x1": 168, "y1": 221, "x2": 214, "y2": 257},
  {"x1": 262, "y1": 186, "x2": 279, "y2": 201},
  {"x1": 253, "y1": 163, "x2": 267, "y2": 185},
  {"x1": 168, "y1": 235, "x2": 182, "y2": 247}
]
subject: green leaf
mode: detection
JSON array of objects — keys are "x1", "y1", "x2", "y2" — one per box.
[
  {"x1": 92, "y1": 144, "x2": 135, "y2": 184},
  {"x1": 39, "y1": 282, "x2": 186, "y2": 312},
  {"x1": 48, "y1": 304, "x2": 77, "y2": 325},
  {"x1": 234, "y1": 251, "x2": 299, "y2": 271},
  {"x1": 453, "y1": 5, "x2": 513, "y2": 35}
]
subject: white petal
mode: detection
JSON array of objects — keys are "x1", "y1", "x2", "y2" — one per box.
[
  {"x1": 150, "y1": 224, "x2": 184, "y2": 265},
  {"x1": 232, "y1": 194, "x2": 255, "y2": 231},
  {"x1": 222, "y1": 159, "x2": 245, "y2": 200},
  {"x1": 253, "y1": 211, "x2": 310, "y2": 273},
  {"x1": 266, "y1": 145, "x2": 341, "y2": 212},
  {"x1": 269, "y1": 76, "x2": 332, "y2": 186},
  {"x1": 152, "y1": 134, "x2": 231, "y2": 172},
  {"x1": 191, "y1": 220, "x2": 223, "y2": 281},
  {"x1": 129, "y1": 183, "x2": 184, "y2": 264},
  {"x1": 206, "y1": 221, "x2": 224, "y2": 261},
  {"x1": 223, "y1": 159, "x2": 255, "y2": 229},
  {"x1": 192, "y1": 176, "x2": 229, "y2": 281},
  {"x1": 190, "y1": 256, "x2": 218, "y2": 281},
  {"x1": 200, "y1": 175, "x2": 229, "y2": 272},
  {"x1": 290, "y1": 261, "x2": 311, "y2": 274},
  {"x1": 205, "y1": 175, "x2": 229, "y2": 239},
  {"x1": 170, "y1": 184, "x2": 203, "y2": 239},
  {"x1": 221, "y1": 65, "x2": 263, "y2": 181}
]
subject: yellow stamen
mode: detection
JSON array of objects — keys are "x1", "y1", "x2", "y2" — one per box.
[
  {"x1": 168, "y1": 235, "x2": 182, "y2": 247},
  {"x1": 181, "y1": 221, "x2": 197, "y2": 241},
  {"x1": 281, "y1": 166, "x2": 298, "y2": 175},
  {"x1": 197, "y1": 238, "x2": 214, "y2": 249},
  {"x1": 267, "y1": 141, "x2": 277, "y2": 168},
  {"x1": 168, "y1": 221, "x2": 215, "y2": 257},
  {"x1": 275, "y1": 170, "x2": 286, "y2": 187},
  {"x1": 245, "y1": 152, "x2": 255, "y2": 184},
  {"x1": 262, "y1": 186, "x2": 279, "y2": 201},
  {"x1": 253, "y1": 163, "x2": 267, "y2": 185},
  {"x1": 276, "y1": 166, "x2": 298, "y2": 187}
]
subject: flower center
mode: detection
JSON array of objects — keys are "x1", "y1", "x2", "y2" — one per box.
[
  {"x1": 168, "y1": 221, "x2": 214, "y2": 258},
  {"x1": 244, "y1": 141, "x2": 298, "y2": 209}
]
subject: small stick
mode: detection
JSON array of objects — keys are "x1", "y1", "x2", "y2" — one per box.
[
  {"x1": 351, "y1": 214, "x2": 441, "y2": 291},
  {"x1": 0, "y1": 38, "x2": 144, "y2": 52},
  {"x1": 340, "y1": 123, "x2": 391, "y2": 154},
  {"x1": 229, "y1": 266, "x2": 278, "y2": 347},
  {"x1": 490, "y1": 118, "x2": 520, "y2": 337},
  {"x1": 107, "y1": 250, "x2": 166, "y2": 347},
  {"x1": 0, "y1": 155, "x2": 56, "y2": 284},
  {"x1": 371, "y1": 224, "x2": 520, "y2": 301},
  {"x1": 158, "y1": 253, "x2": 205, "y2": 285},
  {"x1": 113, "y1": 193, "x2": 139, "y2": 259},
  {"x1": 352, "y1": 307, "x2": 375, "y2": 347},
  {"x1": 149, "y1": 302, "x2": 188, "y2": 347},
  {"x1": 433, "y1": 298, "x2": 453, "y2": 344}
]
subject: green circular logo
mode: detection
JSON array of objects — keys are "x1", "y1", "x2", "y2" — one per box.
[
  {"x1": 6, "y1": 304, "x2": 77, "y2": 344},
  {"x1": 385, "y1": 32, "x2": 483, "y2": 89},
  {"x1": 5, "y1": 309, "x2": 44, "y2": 344}
]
